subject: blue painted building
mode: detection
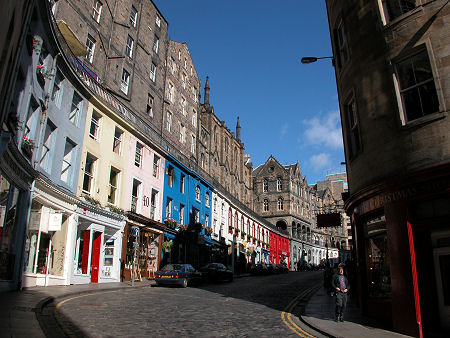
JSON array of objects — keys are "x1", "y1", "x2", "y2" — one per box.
[{"x1": 161, "y1": 155, "x2": 214, "y2": 268}]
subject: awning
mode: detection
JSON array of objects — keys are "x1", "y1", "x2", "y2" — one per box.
[{"x1": 57, "y1": 20, "x2": 87, "y2": 57}]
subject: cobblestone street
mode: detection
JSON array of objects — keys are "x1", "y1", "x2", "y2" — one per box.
[{"x1": 50, "y1": 271, "x2": 324, "y2": 337}]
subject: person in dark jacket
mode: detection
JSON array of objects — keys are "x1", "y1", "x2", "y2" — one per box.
[{"x1": 331, "y1": 263, "x2": 350, "y2": 322}]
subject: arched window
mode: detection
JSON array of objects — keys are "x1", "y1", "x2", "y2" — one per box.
[
  {"x1": 263, "y1": 179, "x2": 268, "y2": 192},
  {"x1": 263, "y1": 199, "x2": 269, "y2": 211},
  {"x1": 234, "y1": 212, "x2": 238, "y2": 231},
  {"x1": 252, "y1": 223, "x2": 255, "y2": 237},
  {"x1": 241, "y1": 215, "x2": 244, "y2": 233},
  {"x1": 277, "y1": 177, "x2": 282, "y2": 191},
  {"x1": 205, "y1": 192, "x2": 210, "y2": 207},
  {"x1": 277, "y1": 197, "x2": 284, "y2": 210}
]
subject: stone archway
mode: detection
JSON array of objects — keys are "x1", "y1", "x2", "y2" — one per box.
[{"x1": 276, "y1": 219, "x2": 287, "y2": 231}]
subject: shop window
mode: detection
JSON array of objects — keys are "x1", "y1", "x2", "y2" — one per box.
[
  {"x1": 364, "y1": 215, "x2": 391, "y2": 298},
  {"x1": 102, "y1": 238, "x2": 114, "y2": 277},
  {"x1": 395, "y1": 48, "x2": 440, "y2": 123},
  {"x1": 76, "y1": 228, "x2": 91, "y2": 275}
]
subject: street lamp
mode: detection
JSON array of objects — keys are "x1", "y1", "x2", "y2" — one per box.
[{"x1": 301, "y1": 56, "x2": 334, "y2": 64}]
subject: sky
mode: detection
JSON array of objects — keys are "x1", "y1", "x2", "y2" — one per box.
[{"x1": 153, "y1": 0, "x2": 346, "y2": 185}]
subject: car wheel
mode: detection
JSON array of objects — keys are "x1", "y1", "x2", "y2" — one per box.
[{"x1": 181, "y1": 278, "x2": 188, "y2": 288}]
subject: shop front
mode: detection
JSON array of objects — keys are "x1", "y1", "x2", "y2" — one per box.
[
  {"x1": 0, "y1": 138, "x2": 37, "y2": 291},
  {"x1": 22, "y1": 180, "x2": 78, "y2": 287},
  {"x1": 347, "y1": 163, "x2": 450, "y2": 337},
  {"x1": 121, "y1": 213, "x2": 164, "y2": 282},
  {"x1": 71, "y1": 203, "x2": 125, "y2": 284}
]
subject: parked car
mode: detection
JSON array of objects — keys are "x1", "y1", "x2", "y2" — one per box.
[
  {"x1": 276, "y1": 263, "x2": 289, "y2": 273},
  {"x1": 155, "y1": 264, "x2": 202, "y2": 288},
  {"x1": 249, "y1": 263, "x2": 269, "y2": 275},
  {"x1": 199, "y1": 263, "x2": 233, "y2": 282}
]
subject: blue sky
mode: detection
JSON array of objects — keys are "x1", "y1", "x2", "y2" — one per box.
[{"x1": 153, "y1": 0, "x2": 345, "y2": 185}]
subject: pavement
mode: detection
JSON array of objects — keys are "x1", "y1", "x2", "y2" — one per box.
[{"x1": 0, "y1": 276, "x2": 413, "y2": 338}]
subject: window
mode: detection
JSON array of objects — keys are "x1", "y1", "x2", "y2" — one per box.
[
  {"x1": 155, "y1": 14, "x2": 161, "y2": 27},
  {"x1": 263, "y1": 199, "x2": 269, "y2": 211},
  {"x1": 135, "y1": 142, "x2": 143, "y2": 167},
  {"x1": 384, "y1": 0, "x2": 416, "y2": 21},
  {"x1": 85, "y1": 35, "x2": 96, "y2": 63},
  {"x1": 181, "y1": 97, "x2": 186, "y2": 115},
  {"x1": 167, "y1": 165, "x2": 174, "y2": 187},
  {"x1": 178, "y1": 50, "x2": 181, "y2": 60},
  {"x1": 184, "y1": 58, "x2": 187, "y2": 69},
  {"x1": 153, "y1": 35, "x2": 159, "y2": 54},
  {"x1": 277, "y1": 197, "x2": 284, "y2": 211},
  {"x1": 193, "y1": 86, "x2": 197, "y2": 102},
  {"x1": 166, "y1": 111, "x2": 172, "y2": 132},
  {"x1": 179, "y1": 123, "x2": 185, "y2": 143},
  {"x1": 190, "y1": 66, "x2": 193, "y2": 76},
  {"x1": 191, "y1": 135, "x2": 195, "y2": 153},
  {"x1": 147, "y1": 94, "x2": 154, "y2": 117},
  {"x1": 40, "y1": 120, "x2": 56, "y2": 172},
  {"x1": 277, "y1": 177, "x2": 282, "y2": 191},
  {"x1": 108, "y1": 167, "x2": 120, "y2": 205},
  {"x1": 131, "y1": 179, "x2": 142, "y2": 213},
  {"x1": 83, "y1": 153, "x2": 96, "y2": 195},
  {"x1": 192, "y1": 110, "x2": 197, "y2": 127},
  {"x1": 89, "y1": 111, "x2": 100, "y2": 140},
  {"x1": 61, "y1": 138, "x2": 76, "y2": 184},
  {"x1": 395, "y1": 48, "x2": 439, "y2": 122},
  {"x1": 168, "y1": 83, "x2": 173, "y2": 102},
  {"x1": 195, "y1": 186, "x2": 200, "y2": 201},
  {"x1": 193, "y1": 208, "x2": 200, "y2": 223},
  {"x1": 52, "y1": 70, "x2": 64, "y2": 107},
  {"x1": 166, "y1": 197, "x2": 172, "y2": 218},
  {"x1": 182, "y1": 73, "x2": 187, "y2": 89},
  {"x1": 69, "y1": 92, "x2": 82, "y2": 126},
  {"x1": 205, "y1": 193, "x2": 210, "y2": 207},
  {"x1": 180, "y1": 204, "x2": 185, "y2": 224},
  {"x1": 200, "y1": 153, "x2": 205, "y2": 168},
  {"x1": 113, "y1": 127, "x2": 123, "y2": 154},
  {"x1": 125, "y1": 35, "x2": 134, "y2": 58},
  {"x1": 180, "y1": 174, "x2": 185, "y2": 194},
  {"x1": 150, "y1": 189, "x2": 158, "y2": 220},
  {"x1": 150, "y1": 63, "x2": 156, "y2": 82},
  {"x1": 263, "y1": 179, "x2": 268, "y2": 192},
  {"x1": 334, "y1": 22, "x2": 349, "y2": 68},
  {"x1": 121, "y1": 69, "x2": 130, "y2": 94},
  {"x1": 129, "y1": 6, "x2": 138, "y2": 27},
  {"x1": 170, "y1": 57, "x2": 176, "y2": 74},
  {"x1": 153, "y1": 155, "x2": 160, "y2": 177},
  {"x1": 344, "y1": 96, "x2": 361, "y2": 158},
  {"x1": 92, "y1": 0, "x2": 102, "y2": 23},
  {"x1": 214, "y1": 197, "x2": 217, "y2": 211}
]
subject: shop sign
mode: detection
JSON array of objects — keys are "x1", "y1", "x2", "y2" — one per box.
[
  {"x1": 48, "y1": 213, "x2": 62, "y2": 232},
  {"x1": 29, "y1": 211, "x2": 41, "y2": 230},
  {"x1": 132, "y1": 226, "x2": 140, "y2": 237}
]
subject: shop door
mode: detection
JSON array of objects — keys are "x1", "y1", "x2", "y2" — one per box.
[
  {"x1": 91, "y1": 232, "x2": 102, "y2": 283},
  {"x1": 433, "y1": 246, "x2": 450, "y2": 331}
]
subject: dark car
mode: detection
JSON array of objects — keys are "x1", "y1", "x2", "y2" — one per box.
[
  {"x1": 199, "y1": 263, "x2": 233, "y2": 282},
  {"x1": 266, "y1": 263, "x2": 278, "y2": 274},
  {"x1": 249, "y1": 263, "x2": 269, "y2": 276},
  {"x1": 155, "y1": 264, "x2": 202, "y2": 287}
]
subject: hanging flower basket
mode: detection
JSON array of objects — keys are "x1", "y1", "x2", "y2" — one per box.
[
  {"x1": 165, "y1": 219, "x2": 177, "y2": 229},
  {"x1": 162, "y1": 240, "x2": 173, "y2": 252},
  {"x1": 204, "y1": 227, "x2": 213, "y2": 236},
  {"x1": 178, "y1": 224, "x2": 189, "y2": 232}
]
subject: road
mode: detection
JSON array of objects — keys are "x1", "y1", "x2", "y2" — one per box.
[{"x1": 48, "y1": 271, "x2": 326, "y2": 337}]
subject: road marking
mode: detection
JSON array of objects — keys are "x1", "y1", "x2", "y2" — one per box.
[
  {"x1": 281, "y1": 287, "x2": 317, "y2": 338},
  {"x1": 56, "y1": 290, "x2": 120, "y2": 309}
]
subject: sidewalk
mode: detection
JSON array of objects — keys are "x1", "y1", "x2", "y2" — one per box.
[
  {"x1": 0, "y1": 280, "x2": 155, "y2": 338},
  {"x1": 301, "y1": 287, "x2": 413, "y2": 338}
]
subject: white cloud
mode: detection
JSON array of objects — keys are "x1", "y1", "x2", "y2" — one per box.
[
  {"x1": 310, "y1": 153, "x2": 331, "y2": 172},
  {"x1": 303, "y1": 110, "x2": 343, "y2": 149}
]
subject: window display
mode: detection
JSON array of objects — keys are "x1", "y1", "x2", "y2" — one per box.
[{"x1": 364, "y1": 215, "x2": 391, "y2": 298}]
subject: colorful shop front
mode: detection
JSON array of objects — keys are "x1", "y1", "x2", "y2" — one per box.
[
  {"x1": 71, "y1": 201, "x2": 125, "y2": 284},
  {"x1": 121, "y1": 212, "x2": 164, "y2": 281}
]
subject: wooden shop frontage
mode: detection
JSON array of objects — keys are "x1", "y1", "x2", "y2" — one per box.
[{"x1": 121, "y1": 212, "x2": 164, "y2": 282}]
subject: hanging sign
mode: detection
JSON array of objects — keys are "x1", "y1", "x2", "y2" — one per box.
[
  {"x1": 132, "y1": 226, "x2": 140, "y2": 237},
  {"x1": 48, "y1": 212, "x2": 63, "y2": 231}
]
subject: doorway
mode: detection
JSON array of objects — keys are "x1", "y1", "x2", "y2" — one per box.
[
  {"x1": 433, "y1": 246, "x2": 450, "y2": 331},
  {"x1": 90, "y1": 231, "x2": 102, "y2": 283}
]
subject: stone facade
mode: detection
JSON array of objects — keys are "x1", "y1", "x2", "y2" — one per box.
[
  {"x1": 52, "y1": 0, "x2": 168, "y2": 140},
  {"x1": 199, "y1": 78, "x2": 253, "y2": 209},
  {"x1": 163, "y1": 41, "x2": 200, "y2": 161}
]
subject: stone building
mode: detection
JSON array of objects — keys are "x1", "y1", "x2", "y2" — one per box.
[
  {"x1": 199, "y1": 77, "x2": 253, "y2": 209},
  {"x1": 163, "y1": 41, "x2": 200, "y2": 161},
  {"x1": 253, "y1": 156, "x2": 345, "y2": 268},
  {"x1": 326, "y1": 0, "x2": 450, "y2": 336},
  {"x1": 52, "y1": 0, "x2": 168, "y2": 140}
]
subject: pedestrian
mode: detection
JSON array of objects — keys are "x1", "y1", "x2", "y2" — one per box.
[{"x1": 331, "y1": 263, "x2": 350, "y2": 322}]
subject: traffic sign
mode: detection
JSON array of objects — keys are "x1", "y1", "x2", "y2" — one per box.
[{"x1": 132, "y1": 226, "x2": 140, "y2": 237}]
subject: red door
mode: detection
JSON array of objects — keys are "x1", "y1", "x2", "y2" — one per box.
[{"x1": 91, "y1": 231, "x2": 102, "y2": 283}]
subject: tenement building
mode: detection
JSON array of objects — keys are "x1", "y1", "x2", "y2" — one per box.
[
  {"x1": 326, "y1": 0, "x2": 450, "y2": 336},
  {"x1": 253, "y1": 156, "x2": 347, "y2": 269},
  {"x1": 199, "y1": 77, "x2": 254, "y2": 209}
]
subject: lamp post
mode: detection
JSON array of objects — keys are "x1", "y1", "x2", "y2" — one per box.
[{"x1": 301, "y1": 56, "x2": 334, "y2": 64}]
